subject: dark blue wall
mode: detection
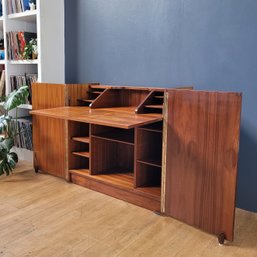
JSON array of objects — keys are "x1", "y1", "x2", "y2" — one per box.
[{"x1": 65, "y1": 0, "x2": 257, "y2": 212}]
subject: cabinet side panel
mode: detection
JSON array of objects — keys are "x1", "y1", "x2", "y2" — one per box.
[
  {"x1": 32, "y1": 83, "x2": 66, "y2": 110},
  {"x1": 33, "y1": 115, "x2": 66, "y2": 178},
  {"x1": 165, "y1": 90, "x2": 242, "y2": 241}
]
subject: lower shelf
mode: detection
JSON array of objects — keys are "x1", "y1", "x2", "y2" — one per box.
[
  {"x1": 70, "y1": 169, "x2": 133, "y2": 189},
  {"x1": 69, "y1": 169, "x2": 161, "y2": 211},
  {"x1": 72, "y1": 151, "x2": 90, "y2": 158},
  {"x1": 136, "y1": 186, "x2": 161, "y2": 198},
  {"x1": 137, "y1": 159, "x2": 162, "y2": 168}
]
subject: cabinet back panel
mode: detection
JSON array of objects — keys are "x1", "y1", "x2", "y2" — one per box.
[
  {"x1": 136, "y1": 163, "x2": 161, "y2": 187},
  {"x1": 91, "y1": 89, "x2": 149, "y2": 108},
  {"x1": 32, "y1": 83, "x2": 90, "y2": 109},
  {"x1": 136, "y1": 129, "x2": 162, "y2": 161},
  {"x1": 91, "y1": 137, "x2": 134, "y2": 174},
  {"x1": 32, "y1": 83, "x2": 66, "y2": 109},
  {"x1": 67, "y1": 84, "x2": 90, "y2": 106},
  {"x1": 164, "y1": 90, "x2": 242, "y2": 241}
]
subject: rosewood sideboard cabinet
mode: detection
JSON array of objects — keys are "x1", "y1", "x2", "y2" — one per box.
[{"x1": 31, "y1": 83, "x2": 242, "y2": 244}]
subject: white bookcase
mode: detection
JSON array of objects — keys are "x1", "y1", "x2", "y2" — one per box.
[{"x1": 0, "y1": 0, "x2": 65, "y2": 161}]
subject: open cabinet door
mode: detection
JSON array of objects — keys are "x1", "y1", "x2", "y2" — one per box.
[
  {"x1": 32, "y1": 83, "x2": 90, "y2": 179},
  {"x1": 162, "y1": 89, "x2": 242, "y2": 241}
]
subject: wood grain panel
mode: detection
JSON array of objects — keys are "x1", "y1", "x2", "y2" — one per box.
[
  {"x1": 70, "y1": 172, "x2": 160, "y2": 211},
  {"x1": 67, "y1": 84, "x2": 90, "y2": 106},
  {"x1": 90, "y1": 89, "x2": 120, "y2": 108},
  {"x1": 32, "y1": 83, "x2": 85, "y2": 179},
  {"x1": 91, "y1": 89, "x2": 150, "y2": 109},
  {"x1": 91, "y1": 137, "x2": 134, "y2": 175},
  {"x1": 33, "y1": 116, "x2": 67, "y2": 178},
  {"x1": 30, "y1": 107, "x2": 163, "y2": 129},
  {"x1": 32, "y1": 83, "x2": 66, "y2": 110},
  {"x1": 164, "y1": 90, "x2": 242, "y2": 241},
  {"x1": 136, "y1": 90, "x2": 155, "y2": 114},
  {"x1": 118, "y1": 89, "x2": 149, "y2": 106}
]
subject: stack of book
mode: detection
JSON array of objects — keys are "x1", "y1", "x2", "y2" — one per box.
[
  {"x1": 13, "y1": 116, "x2": 33, "y2": 150},
  {"x1": 10, "y1": 73, "x2": 37, "y2": 104},
  {"x1": 6, "y1": 31, "x2": 37, "y2": 60},
  {"x1": 7, "y1": 0, "x2": 31, "y2": 14}
]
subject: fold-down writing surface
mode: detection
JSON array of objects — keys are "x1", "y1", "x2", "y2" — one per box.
[{"x1": 30, "y1": 106, "x2": 162, "y2": 129}]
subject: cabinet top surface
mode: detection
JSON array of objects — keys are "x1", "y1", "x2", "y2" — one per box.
[{"x1": 30, "y1": 107, "x2": 162, "y2": 129}]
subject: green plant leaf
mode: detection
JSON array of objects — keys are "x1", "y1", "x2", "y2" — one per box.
[
  {"x1": 0, "y1": 162, "x2": 12, "y2": 176},
  {"x1": 0, "y1": 115, "x2": 12, "y2": 135},
  {"x1": 0, "y1": 86, "x2": 27, "y2": 176},
  {"x1": 0, "y1": 147, "x2": 18, "y2": 176},
  {"x1": 4, "y1": 85, "x2": 29, "y2": 111},
  {"x1": 7, "y1": 152, "x2": 18, "y2": 169},
  {"x1": 3, "y1": 138, "x2": 14, "y2": 151},
  {"x1": 0, "y1": 147, "x2": 7, "y2": 160}
]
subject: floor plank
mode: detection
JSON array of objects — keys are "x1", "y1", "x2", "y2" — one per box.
[{"x1": 0, "y1": 161, "x2": 256, "y2": 257}]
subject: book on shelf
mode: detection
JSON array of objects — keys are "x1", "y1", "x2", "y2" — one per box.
[
  {"x1": 7, "y1": 0, "x2": 31, "y2": 14},
  {"x1": 0, "y1": 69, "x2": 5, "y2": 97},
  {"x1": 6, "y1": 31, "x2": 37, "y2": 60},
  {"x1": 13, "y1": 116, "x2": 32, "y2": 151},
  {"x1": 22, "y1": 0, "x2": 30, "y2": 12},
  {"x1": 10, "y1": 73, "x2": 37, "y2": 104}
]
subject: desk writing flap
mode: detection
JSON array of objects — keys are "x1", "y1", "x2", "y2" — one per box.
[{"x1": 163, "y1": 89, "x2": 242, "y2": 241}]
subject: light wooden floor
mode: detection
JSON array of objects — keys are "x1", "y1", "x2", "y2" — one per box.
[{"x1": 0, "y1": 162, "x2": 256, "y2": 257}]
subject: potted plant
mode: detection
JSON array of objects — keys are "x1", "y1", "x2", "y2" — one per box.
[
  {"x1": 0, "y1": 85, "x2": 29, "y2": 175},
  {"x1": 23, "y1": 38, "x2": 37, "y2": 60}
]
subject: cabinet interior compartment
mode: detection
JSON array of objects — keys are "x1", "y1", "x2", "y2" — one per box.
[
  {"x1": 141, "y1": 91, "x2": 164, "y2": 114},
  {"x1": 91, "y1": 124, "x2": 134, "y2": 145},
  {"x1": 140, "y1": 121, "x2": 163, "y2": 133},
  {"x1": 69, "y1": 155, "x2": 90, "y2": 171},
  {"x1": 136, "y1": 162, "x2": 161, "y2": 189},
  {"x1": 135, "y1": 125, "x2": 163, "y2": 190},
  {"x1": 91, "y1": 136, "x2": 134, "y2": 175},
  {"x1": 68, "y1": 121, "x2": 90, "y2": 172},
  {"x1": 136, "y1": 128, "x2": 162, "y2": 167}
]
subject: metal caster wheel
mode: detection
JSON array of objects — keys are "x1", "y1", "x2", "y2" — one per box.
[{"x1": 153, "y1": 211, "x2": 165, "y2": 216}]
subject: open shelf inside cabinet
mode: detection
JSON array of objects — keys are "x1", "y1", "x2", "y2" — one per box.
[
  {"x1": 72, "y1": 151, "x2": 90, "y2": 158},
  {"x1": 82, "y1": 87, "x2": 151, "y2": 109},
  {"x1": 136, "y1": 128, "x2": 163, "y2": 168},
  {"x1": 91, "y1": 124, "x2": 134, "y2": 145},
  {"x1": 72, "y1": 137, "x2": 90, "y2": 144},
  {"x1": 136, "y1": 90, "x2": 164, "y2": 114},
  {"x1": 68, "y1": 121, "x2": 90, "y2": 173},
  {"x1": 135, "y1": 185, "x2": 161, "y2": 198},
  {"x1": 136, "y1": 162, "x2": 161, "y2": 187},
  {"x1": 135, "y1": 123, "x2": 163, "y2": 197},
  {"x1": 91, "y1": 135, "x2": 134, "y2": 176},
  {"x1": 70, "y1": 169, "x2": 134, "y2": 189},
  {"x1": 77, "y1": 84, "x2": 106, "y2": 106},
  {"x1": 139, "y1": 121, "x2": 163, "y2": 133}
]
